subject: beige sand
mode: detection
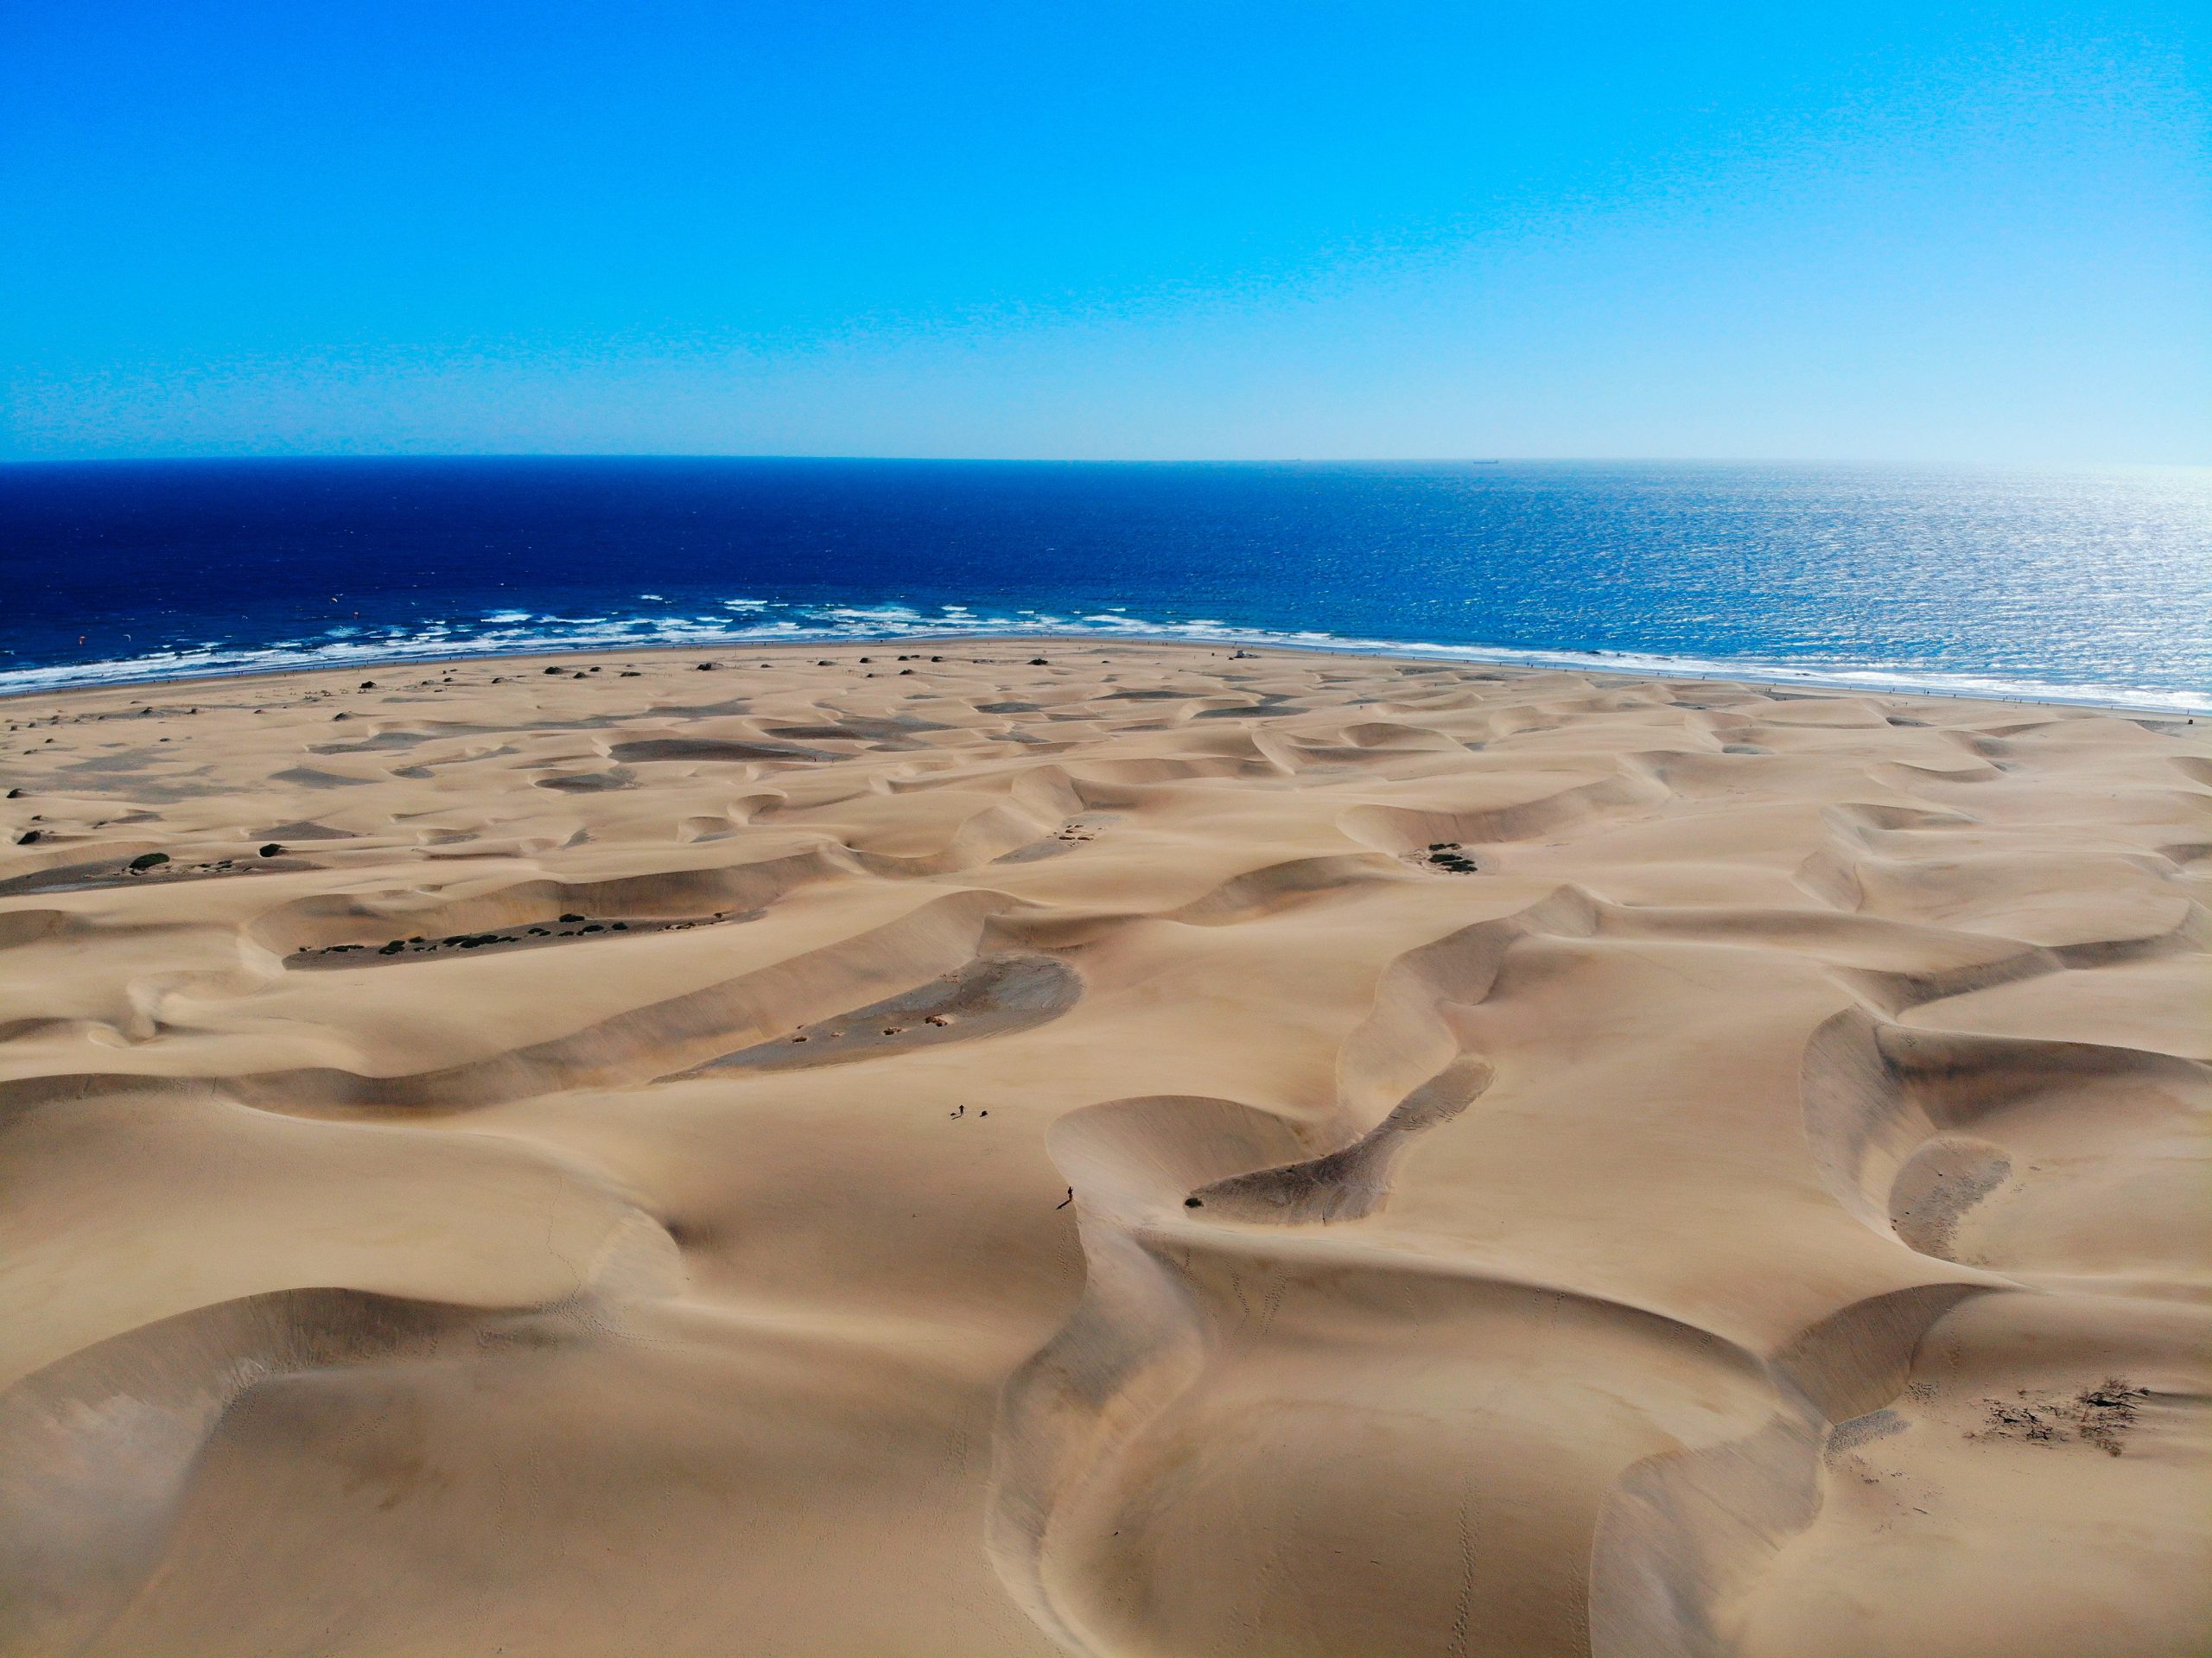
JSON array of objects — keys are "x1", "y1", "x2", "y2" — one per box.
[{"x1": 1, "y1": 642, "x2": 2205, "y2": 1657}]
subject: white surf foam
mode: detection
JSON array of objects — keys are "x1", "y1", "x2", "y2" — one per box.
[{"x1": 3, "y1": 602, "x2": 2205, "y2": 716}]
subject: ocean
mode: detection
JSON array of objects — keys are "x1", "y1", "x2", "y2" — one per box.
[{"x1": 1, "y1": 457, "x2": 2205, "y2": 711}]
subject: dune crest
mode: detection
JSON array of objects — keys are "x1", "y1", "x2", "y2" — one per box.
[{"x1": 2, "y1": 644, "x2": 2204, "y2": 1656}]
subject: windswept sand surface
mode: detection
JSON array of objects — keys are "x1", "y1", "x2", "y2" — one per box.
[{"x1": 2, "y1": 643, "x2": 2207, "y2": 1657}]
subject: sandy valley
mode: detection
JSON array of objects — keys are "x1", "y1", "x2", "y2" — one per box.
[{"x1": 1, "y1": 642, "x2": 2205, "y2": 1656}]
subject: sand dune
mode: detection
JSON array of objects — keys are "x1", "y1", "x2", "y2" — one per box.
[{"x1": 1, "y1": 643, "x2": 2204, "y2": 1656}]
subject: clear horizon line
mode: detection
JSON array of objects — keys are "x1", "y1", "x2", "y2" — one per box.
[{"x1": 3, "y1": 451, "x2": 2205, "y2": 471}]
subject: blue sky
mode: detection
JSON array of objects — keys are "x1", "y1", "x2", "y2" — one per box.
[{"x1": 3, "y1": 1, "x2": 2205, "y2": 461}]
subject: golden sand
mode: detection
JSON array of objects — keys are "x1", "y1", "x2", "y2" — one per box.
[{"x1": 2, "y1": 643, "x2": 2205, "y2": 1656}]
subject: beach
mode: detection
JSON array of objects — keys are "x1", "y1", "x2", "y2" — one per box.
[{"x1": 2, "y1": 639, "x2": 2205, "y2": 1656}]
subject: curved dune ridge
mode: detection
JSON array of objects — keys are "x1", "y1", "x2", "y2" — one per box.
[{"x1": 0, "y1": 641, "x2": 2205, "y2": 1657}]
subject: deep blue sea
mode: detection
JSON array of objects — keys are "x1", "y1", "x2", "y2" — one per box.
[{"x1": 2, "y1": 458, "x2": 2206, "y2": 711}]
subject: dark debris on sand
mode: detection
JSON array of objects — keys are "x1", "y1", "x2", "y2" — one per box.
[
  {"x1": 289, "y1": 908, "x2": 759, "y2": 968},
  {"x1": 1409, "y1": 842, "x2": 1483, "y2": 875},
  {"x1": 1970, "y1": 1380, "x2": 2149, "y2": 1455}
]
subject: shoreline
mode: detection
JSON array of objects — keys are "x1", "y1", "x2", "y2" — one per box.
[{"x1": 3, "y1": 629, "x2": 2202, "y2": 721}]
